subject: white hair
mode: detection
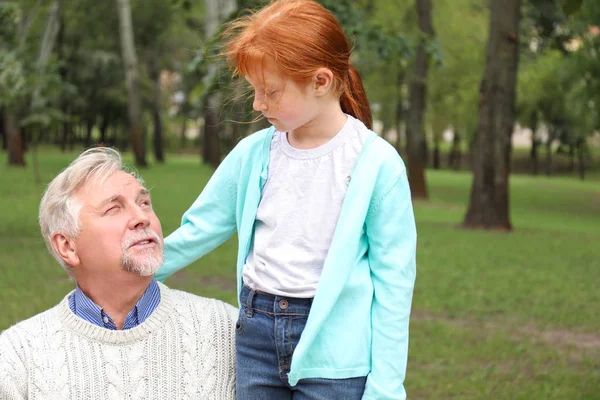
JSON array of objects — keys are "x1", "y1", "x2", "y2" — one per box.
[{"x1": 39, "y1": 147, "x2": 142, "y2": 278}]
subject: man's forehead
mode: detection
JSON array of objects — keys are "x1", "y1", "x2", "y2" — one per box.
[{"x1": 77, "y1": 171, "x2": 147, "y2": 204}]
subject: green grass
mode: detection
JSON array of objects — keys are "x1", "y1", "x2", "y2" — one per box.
[{"x1": 1, "y1": 148, "x2": 599, "y2": 399}]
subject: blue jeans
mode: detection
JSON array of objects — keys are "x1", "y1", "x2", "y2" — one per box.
[{"x1": 236, "y1": 285, "x2": 367, "y2": 400}]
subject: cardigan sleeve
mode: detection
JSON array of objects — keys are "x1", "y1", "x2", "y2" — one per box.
[
  {"x1": 0, "y1": 330, "x2": 28, "y2": 400},
  {"x1": 363, "y1": 168, "x2": 417, "y2": 400},
  {"x1": 154, "y1": 149, "x2": 239, "y2": 282}
]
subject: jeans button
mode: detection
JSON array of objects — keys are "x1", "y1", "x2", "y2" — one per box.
[{"x1": 279, "y1": 300, "x2": 289, "y2": 310}]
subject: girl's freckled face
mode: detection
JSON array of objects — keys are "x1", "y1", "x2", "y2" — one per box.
[{"x1": 246, "y1": 59, "x2": 319, "y2": 134}]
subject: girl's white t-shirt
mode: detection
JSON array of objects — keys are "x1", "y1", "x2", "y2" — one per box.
[{"x1": 242, "y1": 115, "x2": 369, "y2": 298}]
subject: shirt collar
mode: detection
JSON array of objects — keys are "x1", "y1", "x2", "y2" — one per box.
[
  {"x1": 69, "y1": 280, "x2": 160, "y2": 330},
  {"x1": 135, "y1": 279, "x2": 160, "y2": 324}
]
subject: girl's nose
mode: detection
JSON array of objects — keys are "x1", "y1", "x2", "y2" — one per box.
[{"x1": 253, "y1": 94, "x2": 267, "y2": 112}]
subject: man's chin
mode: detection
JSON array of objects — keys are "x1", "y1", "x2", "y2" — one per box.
[{"x1": 122, "y1": 254, "x2": 163, "y2": 277}]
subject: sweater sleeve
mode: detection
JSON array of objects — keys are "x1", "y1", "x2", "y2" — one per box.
[
  {"x1": 0, "y1": 330, "x2": 28, "y2": 400},
  {"x1": 362, "y1": 168, "x2": 417, "y2": 400},
  {"x1": 154, "y1": 149, "x2": 240, "y2": 282}
]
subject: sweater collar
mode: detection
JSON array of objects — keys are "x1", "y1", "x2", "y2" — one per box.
[{"x1": 57, "y1": 282, "x2": 173, "y2": 344}]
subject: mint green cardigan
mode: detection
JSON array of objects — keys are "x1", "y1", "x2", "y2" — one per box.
[{"x1": 156, "y1": 125, "x2": 417, "y2": 400}]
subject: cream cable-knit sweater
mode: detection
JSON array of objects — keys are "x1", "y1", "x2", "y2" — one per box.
[{"x1": 0, "y1": 282, "x2": 238, "y2": 399}]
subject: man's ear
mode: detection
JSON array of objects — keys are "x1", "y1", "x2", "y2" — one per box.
[
  {"x1": 312, "y1": 67, "x2": 334, "y2": 96},
  {"x1": 52, "y1": 233, "x2": 81, "y2": 268}
]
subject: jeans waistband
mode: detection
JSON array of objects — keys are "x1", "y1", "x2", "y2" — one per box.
[{"x1": 240, "y1": 285, "x2": 313, "y2": 316}]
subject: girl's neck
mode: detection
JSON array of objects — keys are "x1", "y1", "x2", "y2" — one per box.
[{"x1": 287, "y1": 103, "x2": 347, "y2": 149}]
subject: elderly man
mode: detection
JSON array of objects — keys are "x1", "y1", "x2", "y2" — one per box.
[{"x1": 0, "y1": 148, "x2": 237, "y2": 399}]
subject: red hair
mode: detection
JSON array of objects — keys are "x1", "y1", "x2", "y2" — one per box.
[{"x1": 222, "y1": 0, "x2": 372, "y2": 129}]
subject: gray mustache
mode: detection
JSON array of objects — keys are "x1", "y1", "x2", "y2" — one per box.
[{"x1": 122, "y1": 229, "x2": 163, "y2": 250}]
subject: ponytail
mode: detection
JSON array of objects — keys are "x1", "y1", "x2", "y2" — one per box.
[{"x1": 340, "y1": 65, "x2": 372, "y2": 130}]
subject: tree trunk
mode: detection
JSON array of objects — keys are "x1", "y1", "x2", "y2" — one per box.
[
  {"x1": 84, "y1": 118, "x2": 94, "y2": 148},
  {"x1": 31, "y1": 0, "x2": 61, "y2": 110},
  {"x1": 448, "y1": 129, "x2": 462, "y2": 170},
  {"x1": 200, "y1": 0, "x2": 236, "y2": 166},
  {"x1": 568, "y1": 143, "x2": 575, "y2": 173},
  {"x1": 545, "y1": 135, "x2": 552, "y2": 176},
  {"x1": 21, "y1": 128, "x2": 29, "y2": 152},
  {"x1": 0, "y1": 111, "x2": 6, "y2": 150},
  {"x1": 576, "y1": 137, "x2": 585, "y2": 181},
  {"x1": 60, "y1": 114, "x2": 71, "y2": 152},
  {"x1": 203, "y1": 96, "x2": 221, "y2": 167},
  {"x1": 116, "y1": 0, "x2": 147, "y2": 166},
  {"x1": 4, "y1": 110, "x2": 26, "y2": 166},
  {"x1": 405, "y1": 0, "x2": 433, "y2": 200},
  {"x1": 432, "y1": 142, "x2": 440, "y2": 169},
  {"x1": 462, "y1": 0, "x2": 521, "y2": 231},
  {"x1": 99, "y1": 112, "x2": 110, "y2": 144},
  {"x1": 179, "y1": 118, "x2": 187, "y2": 153},
  {"x1": 528, "y1": 116, "x2": 539, "y2": 175},
  {"x1": 530, "y1": 139, "x2": 539, "y2": 175},
  {"x1": 148, "y1": 50, "x2": 165, "y2": 163},
  {"x1": 394, "y1": 70, "x2": 405, "y2": 153},
  {"x1": 111, "y1": 124, "x2": 119, "y2": 148}
]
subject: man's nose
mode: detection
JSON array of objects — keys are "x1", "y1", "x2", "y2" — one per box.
[{"x1": 129, "y1": 204, "x2": 150, "y2": 230}]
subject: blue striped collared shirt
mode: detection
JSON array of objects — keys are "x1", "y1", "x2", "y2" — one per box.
[{"x1": 68, "y1": 280, "x2": 161, "y2": 330}]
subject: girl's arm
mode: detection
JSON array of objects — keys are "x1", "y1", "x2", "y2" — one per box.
[
  {"x1": 155, "y1": 154, "x2": 239, "y2": 282},
  {"x1": 363, "y1": 168, "x2": 417, "y2": 400}
]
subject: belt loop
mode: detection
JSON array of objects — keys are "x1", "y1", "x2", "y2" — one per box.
[{"x1": 246, "y1": 288, "x2": 256, "y2": 317}]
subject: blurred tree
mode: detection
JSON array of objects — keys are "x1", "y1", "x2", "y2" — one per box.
[
  {"x1": 133, "y1": 0, "x2": 180, "y2": 163},
  {"x1": 117, "y1": 0, "x2": 147, "y2": 166},
  {"x1": 405, "y1": 0, "x2": 434, "y2": 199},
  {"x1": 1, "y1": 2, "x2": 28, "y2": 166},
  {"x1": 428, "y1": 0, "x2": 488, "y2": 171},
  {"x1": 516, "y1": 0, "x2": 595, "y2": 179},
  {"x1": 201, "y1": 0, "x2": 236, "y2": 167},
  {"x1": 463, "y1": 0, "x2": 521, "y2": 231},
  {"x1": 517, "y1": 50, "x2": 564, "y2": 175},
  {"x1": 341, "y1": 0, "x2": 413, "y2": 153}
]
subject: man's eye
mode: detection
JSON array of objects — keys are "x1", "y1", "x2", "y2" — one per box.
[
  {"x1": 141, "y1": 200, "x2": 152, "y2": 208},
  {"x1": 105, "y1": 206, "x2": 120, "y2": 214}
]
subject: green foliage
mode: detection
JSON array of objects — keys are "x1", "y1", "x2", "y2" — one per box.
[
  {"x1": 0, "y1": 2, "x2": 20, "y2": 45},
  {"x1": 0, "y1": 52, "x2": 27, "y2": 106},
  {"x1": 1, "y1": 0, "x2": 598, "y2": 170},
  {"x1": 561, "y1": 0, "x2": 583, "y2": 16},
  {"x1": 321, "y1": 0, "x2": 413, "y2": 61},
  {"x1": 427, "y1": 0, "x2": 488, "y2": 140},
  {"x1": 518, "y1": 0, "x2": 600, "y2": 158},
  {"x1": 517, "y1": 49, "x2": 564, "y2": 125},
  {"x1": 0, "y1": 3, "x2": 27, "y2": 108}
]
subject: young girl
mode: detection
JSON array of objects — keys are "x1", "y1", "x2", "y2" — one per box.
[{"x1": 156, "y1": 0, "x2": 417, "y2": 398}]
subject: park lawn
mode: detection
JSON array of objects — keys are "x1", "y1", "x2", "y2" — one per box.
[{"x1": 0, "y1": 148, "x2": 598, "y2": 399}]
